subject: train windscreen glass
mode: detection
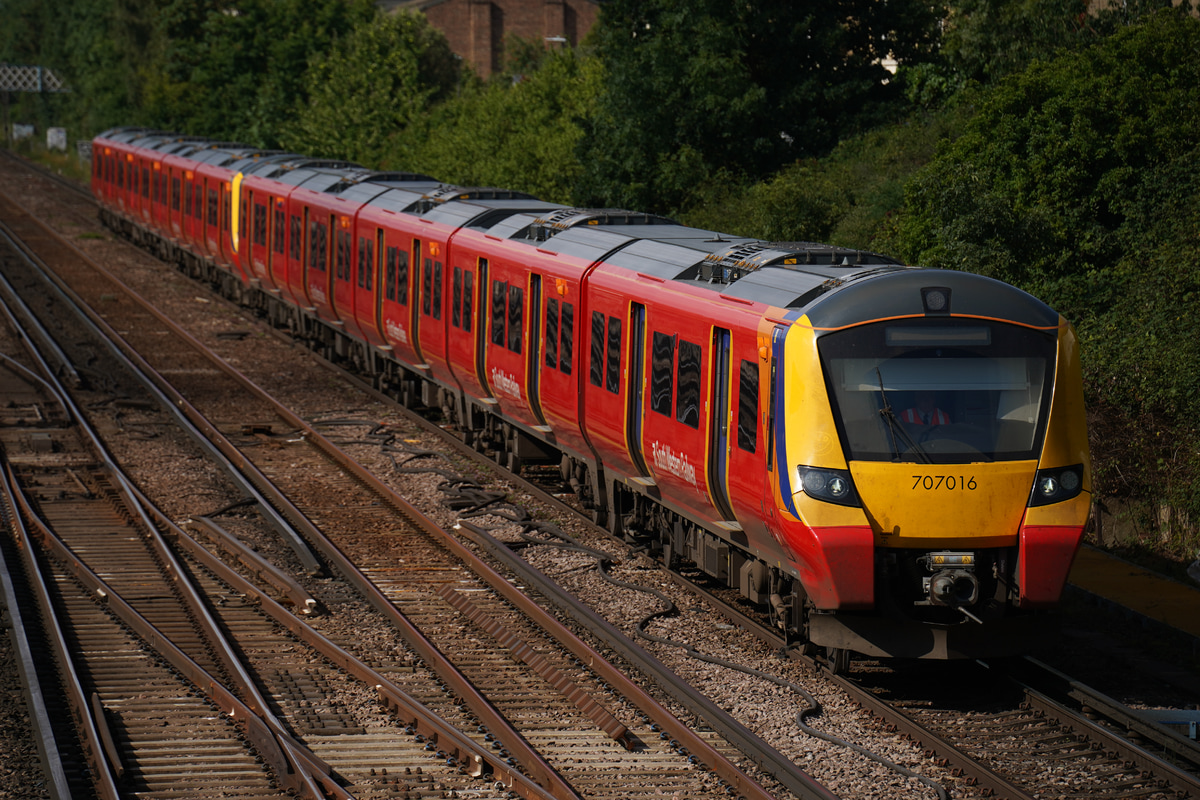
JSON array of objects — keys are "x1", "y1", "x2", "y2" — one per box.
[{"x1": 817, "y1": 318, "x2": 1058, "y2": 463}]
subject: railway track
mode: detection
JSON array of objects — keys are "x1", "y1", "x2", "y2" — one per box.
[{"x1": 0, "y1": 165, "x2": 817, "y2": 799}]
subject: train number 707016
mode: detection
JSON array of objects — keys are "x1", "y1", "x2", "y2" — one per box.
[{"x1": 912, "y1": 475, "x2": 978, "y2": 491}]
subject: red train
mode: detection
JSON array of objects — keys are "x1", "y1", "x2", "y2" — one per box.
[{"x1": 91, "y1": 127, "x2": 1093, "y2": 667}]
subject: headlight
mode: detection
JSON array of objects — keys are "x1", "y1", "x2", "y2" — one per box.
[
  {"x1": 1028, "y1": 464, "x2": 1085, "y2": 506},
  {"x1": 796, "y1": 466, "x2": 860, "y2": 507}
]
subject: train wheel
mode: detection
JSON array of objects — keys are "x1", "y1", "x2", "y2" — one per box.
[{"x1": 825, "y1": 647, "x2": 851, "y2": 674}]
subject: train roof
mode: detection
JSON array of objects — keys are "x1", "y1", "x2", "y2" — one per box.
[
  {"x1": 805, "y1": 268, "x2": 1061, "y2": 329},
  {"x1": 424, "y1": 198, "x2": 567, "y2": 229}
]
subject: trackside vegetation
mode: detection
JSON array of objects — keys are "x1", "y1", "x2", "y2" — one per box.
[{"x1": 2, "y1": 0, "x2": 1198, "y2": 570}]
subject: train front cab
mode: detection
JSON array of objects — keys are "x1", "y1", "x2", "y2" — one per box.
[{"x1": 776, "y1": 270, "x2": 1091, "y2": 660}]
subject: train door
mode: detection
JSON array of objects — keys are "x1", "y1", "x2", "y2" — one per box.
[
  {"x1": 474, "y1": 258, "x2": 490, "y2": 392},
  {"x1": 626, "y1": 302, "x2": 651, "y2": 477},
  {"x1": 374, "y1": 227, "x2": 386, "y2": 340},
  {"x1": 301, "y1": 206, "x2": 314, "y2": 306},
  {"x1": 708, "y1": 327, "x2": 737, "y2": 521},
  {"x1": 410, "y1": 238, "x2": 425, "y2": 366},
  {"x1": 527, "y1": 274, "x2": 547, "y2": 424}
]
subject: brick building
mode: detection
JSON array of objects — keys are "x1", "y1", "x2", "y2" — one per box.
[{"x1": 389, "y1": 0, "x2": 601, "y2": 78}]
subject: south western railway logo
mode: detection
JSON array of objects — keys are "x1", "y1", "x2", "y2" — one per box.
[
  {"x1": 650, "y1": 442, "x2": 698, "y2": 486},
  {"x1": 490, "y1": 368, "x2": 521, "y2": 400}
]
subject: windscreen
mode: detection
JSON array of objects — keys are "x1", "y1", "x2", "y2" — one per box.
[{"x1": 817, "y1": 318, "x2": 1058, "y2": 463}]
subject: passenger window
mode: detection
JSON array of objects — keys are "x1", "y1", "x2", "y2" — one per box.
[
  {"x1": 589, "y1": 311, "x2": 605, "y2": 387},
  {"x1": 290, "y1": 216, "x2": 301, "y2": 259},
  {"x1": 491, "y1": 280, "x2": 507, "y2": 346},
  {"x1": 273, "y1": 207, "x2": 284, "y2": 252},
  {"x1": 357, "y1": 237, "x2": 367, "y2": 287},
  {"x1": 433, "y1": 261, "x2": 442, "y2": 320},
  {"x1": 605, "y1": 315, "x2": 622, "y2": 394},
  {"x1": 507, "y1": 285, "x2": 523, "y2": 353},
  {"x1": 462, "y1": 270, "x2": 473, "y2": 334},
  {"x1": 310, "y1": 221, "x2": 328, "y2": 272},
  {"x1": 334, "y1": 230, "x2": 346, "y2": 280},
  {"x1": 545, "y1": 299, "x2": 559, "y2": 369},
  {"x1": 676, "y1": 339, "x2": 701, "y2": 428},
  {"x1": 650, "y1": 331, "x2": 675, "y2": 416},
  {"x1": 385, "y1": 247, "x2": 397, "y2": 301},
  {"x1": 422, "y1": 258, "x2": 432, "y2": 316},
  {"x1": 559, "y1": 302, "x2": 573, "y2": 375},
  {"x1": 395, "y1": 248, "x2": 408, "y2": 304},
  {"x1": 452, "y1": 267, "x2": 462, "y2": 329},
  {"x1": 737, "y1": 359, "x2": 758, "y2": 453}
]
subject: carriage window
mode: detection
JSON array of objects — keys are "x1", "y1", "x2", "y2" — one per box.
[
  {"x1": 545, "y1": 299, "x2": 559, "y2": 369},
  {"x1": 274, "y1": 206, "x2": 286, "y2": 253},
  {"x1": 507, "y1": 284, "x2": 523, "y2": 353},
  {"x1": 334, "y1": 229, "x2": 346, "y2": 280},
  {"x1": 421, "y1": 258, "x2": 432, "y2": 315},
  {"x1": 605, "y1": 315, "x2": 622, "y2": 394},
  {"x1": 290, "y1": 215, "x2": 301, "y2": 259},
  {"x1": 385, "y1": 247, "x2": 397, "y2": 301},
  {"x1": 310, "y1": 221, "x2": 328, "y2": 272},
  {"x1": 142, "y1": 169, "x2": 150, "y2": 198},
  {"x1": 452, "y1": 267, "x2": 462, "y2": 328},
  {"x1": 395, "y1": 248, "x2": 408, "y2": 304},
  {"x1": 208, "y1": 190, "x2": 219, "y2": 227},
  {"x1": 676, "y1": 339, "x2": 701, "y2": 428},
  {"x1": 433, "y1": 261, "x2": 442, "y2": 320},
  {"x1": 184, "y1": 182, "x2": 193, "y2": 216},
  {"x1": 360, "y1": 236, "x2": 374, "y2": 289},
  {"x1": 256, "y1": 205, "x2": 269, "y2": 246},
  {"x1": 194, "y1": 185, "x2": 204, "y2": 219},
  {"x1": 737, "y1": 359, "x2": 758, "y2": 453},
  {"x1": 650, "y1": 331, "x2": 675, "y2": 416},
  {"x1": 590, "y1": 311, "x2": 605, "y2": 387},
  {"x1": 491, "y1": 280, "x2": 507, "y2": 346},
  {"x1": 358, "y1": 237, "x2": 367, "y2": 287},
  {"x1": 172, "y1": 177, "x2": 181, "y2": 211},
  {"x1": 559, "y1": 302, "x2": 573, "y2": 375},
  {"x1": 462, "y1": 270, "x2": 474, "y2": 334}
]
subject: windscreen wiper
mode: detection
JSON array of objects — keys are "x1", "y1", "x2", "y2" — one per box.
[{"x1": 876, "y1": 368, "x2": 932, "y2": 464}]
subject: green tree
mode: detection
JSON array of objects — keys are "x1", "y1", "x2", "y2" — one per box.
[
  {"x1": 282, "y1": 11, "x2": 461, "y2": 167},
  {"x1": 575, "y1": 0, "x2": 944, "y2": 214},
  {"x1": 145, "y1": 0, "x2": 375, "y2": 146},
  {"x1": 391, "y1": 46, "x2": 601, "y2": 203}
]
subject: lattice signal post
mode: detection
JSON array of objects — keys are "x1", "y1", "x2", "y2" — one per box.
[{"x1": 1, "y1": 64, "x2": 69, "y2": 146}]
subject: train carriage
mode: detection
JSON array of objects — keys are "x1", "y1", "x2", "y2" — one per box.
[
  {"x1": 189, "y1": 146, "x2": 266, "y2": 273},
  {"x1": 338, "y1": 173, "x2": 437, "y2": 350}
]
